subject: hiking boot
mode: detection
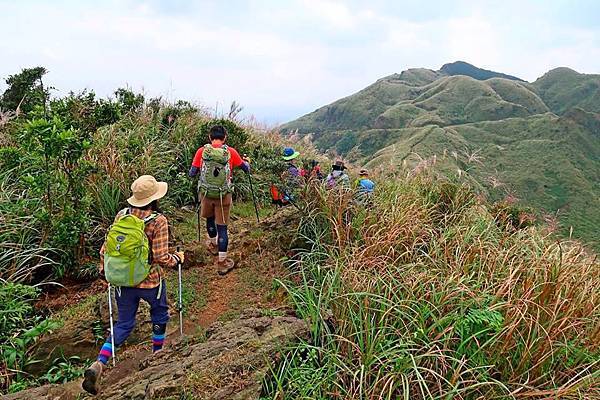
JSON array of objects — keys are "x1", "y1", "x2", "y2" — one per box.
[
  {"x1": 217, "y1": 258, "x2": 235, "y2": 275},
  {"x1": 82, "y1": 360, "x2": 104, "y2": 395},
  {"x1": 205, "y1": 240, "x2": 218, "y2": 256}
]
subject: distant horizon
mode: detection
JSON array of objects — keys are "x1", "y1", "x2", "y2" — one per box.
[
  {"x1": 2, "y1": 0, "x2": 599, "y2": 123},
  {"x1": 1, "y1": 60, "x2": 593, "y2": 125}
]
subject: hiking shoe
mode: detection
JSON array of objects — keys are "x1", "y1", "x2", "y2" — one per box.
[
  {"x1": 217, "y1": 258, "x2": 235, "y2": 275},
  {"x1": 205, "y1": 240, "x2": 218, "y2": 256},
  {"x1": 82, "y1": 360, "x2": 104, "y2": 395}
]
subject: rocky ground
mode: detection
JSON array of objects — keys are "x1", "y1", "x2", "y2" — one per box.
[
  {"x1": 8, "y1": 205, "x2": 303, "y2": 399},
  {"x1": 7, "y1": 309, "x2": 308, "y2": 400}
]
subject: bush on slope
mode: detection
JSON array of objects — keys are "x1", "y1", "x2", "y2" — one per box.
[{"x1": 264, "y1": 177, "x2": 599, "y2": 399}]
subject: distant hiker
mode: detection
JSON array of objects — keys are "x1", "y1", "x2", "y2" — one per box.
[
  {"x1": 307, "y1": 159, "x2": 324, "y2": 181},
  {"x1": 354, "y1": 168, "x2": 375, "y2": 205},
  {"x1": 326, "y1": 159, "x2": 350, "y2": 189},
  {"x1": 82, "y1": 175, "x2": 185, "y2": 395},
  {"x1": 282, "y1": 147, "x2": 302, "y2": 182},
  {"x1": 189, "y1": 124, "x2": 250, "y2": 275},
  {"x1": 272, "y1": 147, "x2": 301, "y2": 206}
]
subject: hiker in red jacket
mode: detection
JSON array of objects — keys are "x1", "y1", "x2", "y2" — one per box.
[{"x1": 189, "y1": 125, "x2": 249, "y2": 275}]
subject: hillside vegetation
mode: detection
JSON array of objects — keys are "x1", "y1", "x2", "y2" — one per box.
[
  {"x1": 0, "y1": 66, "x2": 599, "y2": 399},
  {"x1": 533, "y1": 67, "x2": 600, "y2": 114},
  {"x1": 282, "y1": 62, "x2": 600, "y2": 249},
  {"x1": 0, "y1": 66, "x2": 284, "y2": 394},
  {"x1": 264, "y1": 178, "x2": 599, "y2": 399}
]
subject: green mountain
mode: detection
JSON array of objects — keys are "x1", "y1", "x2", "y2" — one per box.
[
  {"x1": 440, "y1": 61, "x2": 525, "y2": 81},
  {"x1": 533, "y1": 67, "x2": 600, "y2": 114},
  {"x1": 282, "y1": 62, "x2": 600, "y2": 249}
]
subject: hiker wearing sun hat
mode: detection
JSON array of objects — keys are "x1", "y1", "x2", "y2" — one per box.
[
  {"x1": 282, "y1": 147, "x2": 302, "y2": 182},
  {"x1": 82, "y1": 175, "x2": 184, "y2": 395},
  {"x1": 271, "y1": 147, "x2": 303, "y2": 206},
  {"x1": 354, "y1": 168, "x2": 375, "y2": 205},
  {"x1": 326, "y1": 159, "x2": 350, "y2": 190}
]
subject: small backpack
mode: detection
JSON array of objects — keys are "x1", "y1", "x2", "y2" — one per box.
[
  {"x1": 327, "y1": 171, "x2": 350, "y2": 189},
  {"x1": 104, "y1": 209, "x2": 158, "y2": 287},
  {"x1": 198, "y1": 144, "x2": 232, "y2": 199}
]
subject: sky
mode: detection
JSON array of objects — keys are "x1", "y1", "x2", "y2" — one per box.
[{"x1": 1, "y1": 0, "x2": 599, "y2": 124}]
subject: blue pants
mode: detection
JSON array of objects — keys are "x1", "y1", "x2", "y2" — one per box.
[{"x1": 110, "y1": 282, "x2": 169, "y2": 347}]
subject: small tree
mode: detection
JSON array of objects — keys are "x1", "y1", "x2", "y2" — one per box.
[
  {"x1": 0, "y1": 67, "x2": 50, "y2": 115},
  {"x1": 19, "y1": 116, "x2": 92, "y2": 274},
  {"x1": 114, "y1": 88, "x2": 144, "y2": 114}
]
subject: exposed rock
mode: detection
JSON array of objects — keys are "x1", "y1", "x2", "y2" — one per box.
[
  {"x1": 7, "y1": 309, "x2": 308, "y2": 400},
  {"x1": 28, "y1": 289, "x2": 152, "y2": 376}
]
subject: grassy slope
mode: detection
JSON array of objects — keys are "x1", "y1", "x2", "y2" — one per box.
[
  {"x1": 533, "y1": 67, "x2": 600, "y2": 114},
  {"x1": 281, "y1": 65, "x2": 600, "y2": 249},
  {"x1": 362, "y1": 115, "x2": 599, "y2": 247},
  {"x1": 264, "y1": 179, "x2": 600, "y2": 399}
]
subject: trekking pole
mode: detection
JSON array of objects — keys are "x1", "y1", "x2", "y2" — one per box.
[
  {"x1": 176, "y1": 246, "x2": 183, "y2": 336},
  {"x1": 107, "y1": 284, "x2": 116, "y2": 366},
  {"x1": 282, "y1": 190, "x2": 304, "y2": 213},
  {"x1": 195, "y1": 188, "x2": 201, "y2": 242},
  {"x1": 247, "y1": 172, "x2": 260, "y2": 223},
  {"x1": 243, "y1": 154, "x2": 260, "y2": 223}
]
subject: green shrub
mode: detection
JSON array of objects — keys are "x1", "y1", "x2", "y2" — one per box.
[
  {"x1": 40, "y1": 355, "x2": 85, "y2": 384},
  {"x1": 264, "y1": 177, "x2": 599, "y2": 399},
  {"x1": 197, "y1": 118, "x2": 249, "y2": 153},
  {"x1": 0, "y1": 282, "x2": 62, "y2": 392}
]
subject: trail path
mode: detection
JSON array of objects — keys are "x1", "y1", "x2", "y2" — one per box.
[
  {"x1": 26, "y1": 204, "x2": 297, "y2": 399},
  {"x1": 97, "y1": 207, "x2": 291, "y2": 391}
]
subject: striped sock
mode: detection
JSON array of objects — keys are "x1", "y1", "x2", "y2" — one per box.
[
  {"x1": 152, "y1": 323, "x2": 167, "y2": 352},
  {"x1": 97, "y1": 341, "x2": 113, "y2": 365},
  {"x1": 152, "y1": 333, "x2": 165, "y2": 352}
]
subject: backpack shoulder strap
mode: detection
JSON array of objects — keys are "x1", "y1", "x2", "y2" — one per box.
[
  {"x1": 143, "y1": 212, "x2": 160, "y2": 224},
  {"x1": 114, "y1": 208, "x2": 130, "y2": 221},
  {"x1": 202, "y1": 144, "x2": 213, "y2": 158},
  {"x1": 223, "y1": 146, "x2": 231, "y2": 162}
]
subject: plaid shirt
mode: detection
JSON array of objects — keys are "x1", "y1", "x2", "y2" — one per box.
[{"x1": 100, "y1": 208, "x2": 177, "y2": 289}]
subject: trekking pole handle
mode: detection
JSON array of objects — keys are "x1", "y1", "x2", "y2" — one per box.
[{"x1": 175, "y1": 246, "x2": 183, "y2": 265}]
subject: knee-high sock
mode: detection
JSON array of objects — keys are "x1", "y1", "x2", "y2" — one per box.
[
  {"x1": 206, "y1": 216, "x2": 217, "y2": 243},
  {"x1": 97, "y1": 341, "x2": 113, "y2": 365},
  {"x1": 152, "y1": 323, "x2": 167, "y2": 352},
  {"x1": 217, "y1": 224, "x2": 228, "y2": 255}
]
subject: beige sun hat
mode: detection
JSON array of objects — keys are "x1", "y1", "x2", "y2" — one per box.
[{"x1": 127, "y1": 175, "x2": 168, "y2": 207}]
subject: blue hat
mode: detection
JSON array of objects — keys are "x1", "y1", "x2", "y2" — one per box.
[{"x1": 282, "y1": 147, "x2": 300, "y2": 161}]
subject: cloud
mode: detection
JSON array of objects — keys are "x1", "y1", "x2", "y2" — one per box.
[
  {"x1": 1, "y1": 0, "x2": 599, "y2": 123},
  {"x1": 300, "y1": 0, "x2": 357, "y2": 29},
  {"x1": 444, "y1": 13, "x2": 501, "y2": 67}
]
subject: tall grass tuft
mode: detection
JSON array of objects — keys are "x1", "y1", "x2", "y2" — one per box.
[
  {"x1": 264, "y1": 177, "x2": 599, "y2": 399},
  {"x1": 0, "y1": 169, "x2": 61, "y2": 283}
]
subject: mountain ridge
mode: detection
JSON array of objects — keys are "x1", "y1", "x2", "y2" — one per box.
[
  {"x1": 281, "y1": 61, "x2": 600, "y2": 249},
  {"x1": 440, "y1": 61, "x2": 525, "y2": 81}
]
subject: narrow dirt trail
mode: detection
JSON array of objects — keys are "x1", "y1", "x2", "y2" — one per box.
[
  {"x1": 94, "y1": 206, "x2": 292, "y2": 393},
  {"x1": 98, "y1": 256, "x2": 240, "y2": 389}
]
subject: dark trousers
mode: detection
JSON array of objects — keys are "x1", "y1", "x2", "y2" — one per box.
[{"x1": 110, "y1": 282, "x2": 169, "y2": 347}]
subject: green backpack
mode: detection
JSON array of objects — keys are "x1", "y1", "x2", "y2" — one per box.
[
  {"x1": 104, "y1": 209, "x2": 158, "y2": 287},
  {"x1": 198, "y1": 144, "x2": 232, "y2": 199}
]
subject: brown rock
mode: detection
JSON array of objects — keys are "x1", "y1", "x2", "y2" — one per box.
[{"x1": 6, "y1": 308, "x2": 308, "y2": 400}]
